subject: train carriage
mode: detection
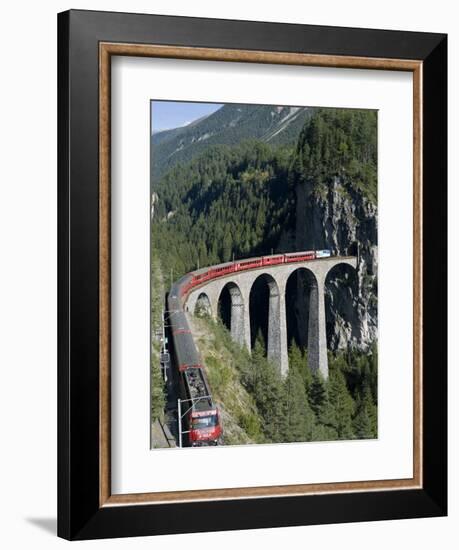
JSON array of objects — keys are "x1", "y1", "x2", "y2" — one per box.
[
  {"x1": 168, "y1": 281, "x2": 222, "y2": 446},
  {"x1": 285, "y1": 250, "x2": 316, "y2": 262},
  {"x1": 262, "y1": 255, "x2": 285, "y2": 266},
  {"x1": 184, "y1": 249, "x2": 333, "y2": 295}
]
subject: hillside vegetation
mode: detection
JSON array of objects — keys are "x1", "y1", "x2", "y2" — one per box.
[
  {"x1": 151, "y1": 249, "x2": 166, "y2": 424},
  {"x1": 151, "y1": 104, "x2": 312, "y2": 180},
  {"x1": 152, "y1": 108, "x2": 377, "y2": 282},
  {"x1": 291, "y1": 108, "x2": 378, "y2": 203},
  {"x1": 189, "y1": 314, "x2": 377, "y2": 444},
  {"x1": 151, "y1": 106, "x2": 379, "y2": 442},
  {"x1": 153, "y1": 140, "x2": 293, "y2": 280}
]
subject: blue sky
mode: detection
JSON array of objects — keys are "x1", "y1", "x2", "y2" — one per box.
[{"x1": 151, "y1": 101, "x2": 223, "y2": 133}]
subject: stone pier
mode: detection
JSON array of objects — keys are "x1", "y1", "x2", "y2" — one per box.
[{"x1": 306, "y1": 274, "x2": 328, "y2": 379}]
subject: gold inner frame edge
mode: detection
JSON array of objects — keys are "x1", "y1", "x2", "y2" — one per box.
[{"x1": 99, "y1": 42, "x2": 423, "y2": 507}]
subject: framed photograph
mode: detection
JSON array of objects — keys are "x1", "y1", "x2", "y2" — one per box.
[{"x1": 57, "y1": 9, "x2": 447, "y2": 540}]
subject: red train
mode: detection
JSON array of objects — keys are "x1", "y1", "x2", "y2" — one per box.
[
  {"x1": 167, "y1": 290, "x2": 222, "y2": 446},
  {"x1": 180, "y1": 250, "x2": 331, "y2": 297}
]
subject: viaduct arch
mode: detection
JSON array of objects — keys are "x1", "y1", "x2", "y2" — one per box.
[{"x1": 184, "y1": 255, "x2": 357, "y2": 378}]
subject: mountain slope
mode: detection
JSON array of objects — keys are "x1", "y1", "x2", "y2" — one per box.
[
  {"x1": 286, "y1": 108, "x2": 378, "y2": 350},
  {"x1": 151, "y1": 103, "x2": 311, "y2": 182},
  {"x1": 152, "y1": 108, "x2": 378, "y2": 352}
]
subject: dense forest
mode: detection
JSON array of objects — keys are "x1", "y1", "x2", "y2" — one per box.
[
  {"x1": 239, "y1": 330, "x2": 377, "y2": 442},
  {"x1": 151, "y1": 106, "x2": 379, "y2": 442},
  {"x1": 290, "y1": 108, "x2": 377, "y2": 203},
  {"x1": 152, "y1": 140, "x2": 294, "y2": 279}
]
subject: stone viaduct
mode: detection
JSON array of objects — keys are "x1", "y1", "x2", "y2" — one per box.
[{"x1": 183, "y1": 256, "x2": 357, "y2": 379}]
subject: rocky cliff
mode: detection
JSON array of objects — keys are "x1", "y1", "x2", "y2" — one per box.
[
  {"x1": 292, "y1": 176, "x2": 377, "y2": 352},
  {"x1": 279, "y1": 107, "x2": 379, "y2": 353}
]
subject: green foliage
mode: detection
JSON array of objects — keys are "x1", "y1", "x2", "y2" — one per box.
[
  {"x1": 150, "y1": 248, "x2": 165, "y2": 336},
  {"x1": 151, "y1": 104, "x2": 312, "y2": 181},
  {"x1": 194, "y1": 300, "x2": 211, "y2": 319},
  {"x1": 152, "y1": 140, "x2": 294, "y2": 280},
  {"x1": 238, "y1": 411, "x2": 264, "y2": 440},
  {"x1": 182, "y1": 314, "x2": 378, "y2": 445},
  {"x1": 149, "y1": 105, "x2": 379, "y2": 442},
  {"x1": 281, "y1": 345, "x2": 379, "y2": 442},
  {"x1": 284, "y1": 362, "x2": 317, "y2": 442},
  {"x1": 223, "y1": 331, "x2": 378, "y2": 444},
  {"x1": 150, "y1": 250, "x2": 167, "y2": 424},
  {"x1": 151, "y1": 357, "x2": 165, "y2": 423},
  {"x1": 289, "y1": 342, "x2": 313, "y2": 390},
  {"x1": 353, "y1": 383, "x2": 377, "y2": 439},
  {"x1": 249, "y1": 336, "x2": 288, "y2": 443},
  {"x1": 308, "y1": 372, "x2": 327, "y2": 416},
  {"x1": 206, "y1": 355, "x2": 233, "y2": 388},
  {"x1": 326, "y1": 362, "x2": 356, "y2": 439},
  {"x1": 353, "y1": 366, "x2": 378, "y2": 439},
  {"x1": 290, "y1": 108, "x2": 378, "y2": 203},
  {"x1": 151, "y1": 108, "x2": 377, "y2": 284}
]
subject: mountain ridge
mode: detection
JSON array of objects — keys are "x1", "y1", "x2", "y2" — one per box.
[{"x1": 151, "y1": 103, "x2": 312, "y2": 183}]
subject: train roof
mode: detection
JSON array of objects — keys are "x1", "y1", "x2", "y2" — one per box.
[{"x1": 183, "y1": 250, "x2": 335, "y2": 279}]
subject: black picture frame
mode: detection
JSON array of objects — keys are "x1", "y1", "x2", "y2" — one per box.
[{"x1": 58, "y1": 9, "x2": 447, "y2": 540}]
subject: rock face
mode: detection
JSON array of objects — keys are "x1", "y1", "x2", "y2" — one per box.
[{"x1": 294, "y1": 176, "x2": 378, "y2": 352}]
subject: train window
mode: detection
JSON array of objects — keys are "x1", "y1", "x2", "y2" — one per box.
[{"x1": 191, "y1": 415, "x2": 218, "y2": 429}]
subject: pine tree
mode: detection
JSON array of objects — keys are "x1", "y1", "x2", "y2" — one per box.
[
  {"x1": 308, "y1": 371, "x2": 327, "y2": 416},
  {"x1": 284, "y1": 363, "x2": 316, "y2": 442},
  {"x1": 221, "y1": 230, "x2": 233, "y2": 262},
  {"x1": 353, "y1": 382, "x2": 377, "y2": 438},
  {"x1": 251, "y1": 335, "x2": 287, "y2": 443},
  {"x1": 353, "y1": 397, "x2": 370, "y2": 439},
  {"x1": 197, "y1": 240, "x2": 208, "y2": 268},
  {"x1": 327, "y1": 365, "x2": 356, "y2": 440},
  {"x1": 289, "y1": 342, "x2": 312, "y2": 391},
  {"x1": 304, "y1": 370, "x2": 338, "y2": 441}
]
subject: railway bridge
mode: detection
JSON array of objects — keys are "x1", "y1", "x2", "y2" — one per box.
[{"x1": 183, "y1": 254, "x2": 357, "y2": 378}]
